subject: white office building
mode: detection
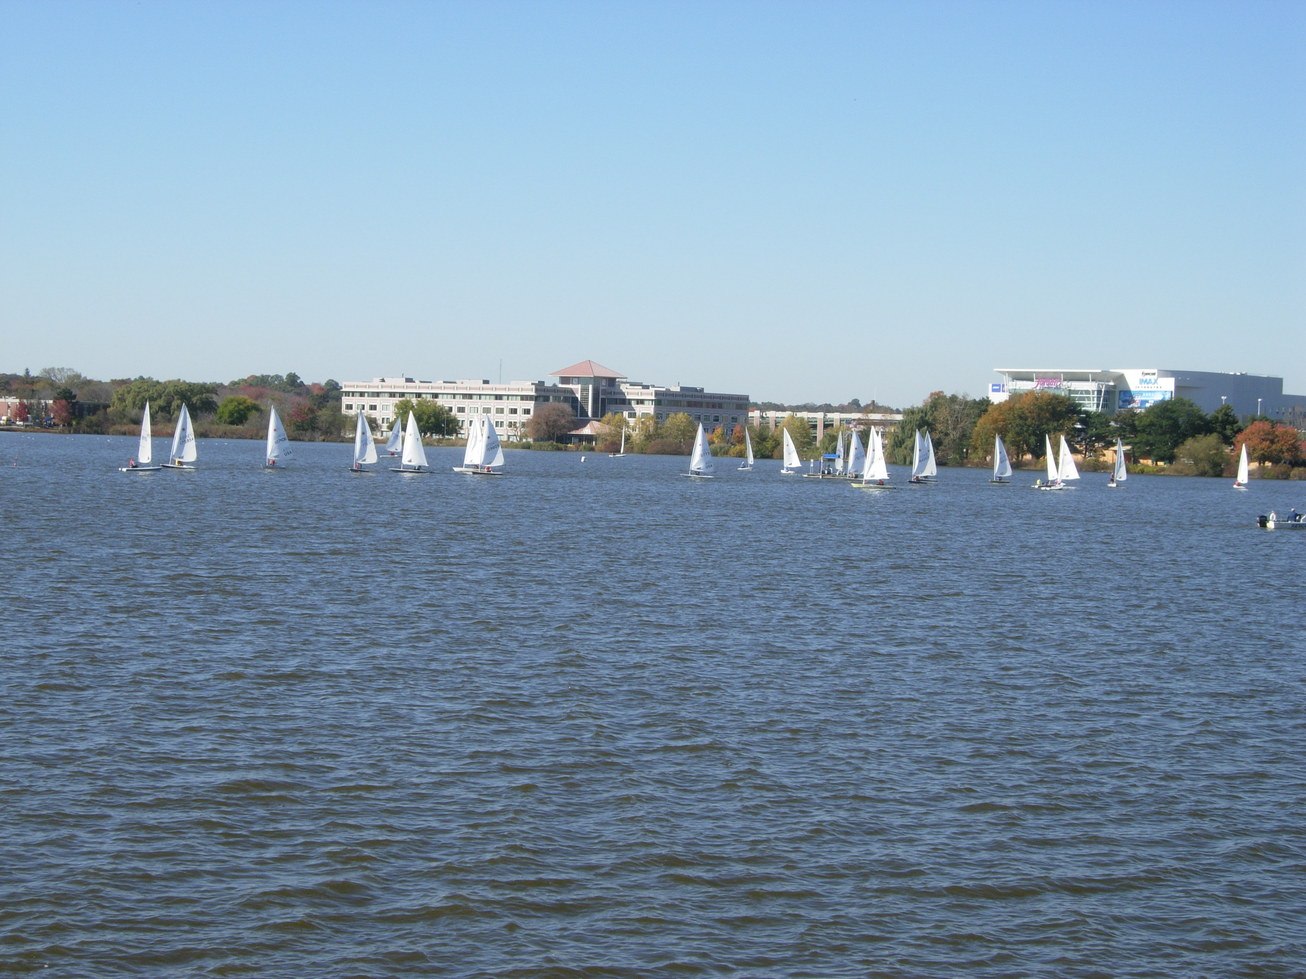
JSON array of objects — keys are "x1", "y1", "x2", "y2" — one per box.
[
  {"x1": 990, "y1": 368, "x2": 1306, "y2": 422},
  {"x1": 340, "y1": 360, "x2": 751, "y2": 439}
]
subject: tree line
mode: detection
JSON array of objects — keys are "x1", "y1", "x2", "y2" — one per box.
[{"x1": 1, "y1": 368, "x2": 346, "y2": 440}]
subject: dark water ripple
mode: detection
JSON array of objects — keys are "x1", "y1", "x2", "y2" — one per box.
[{"x1": 3, "y1": 433, "x2": 1305, "y2": 976}]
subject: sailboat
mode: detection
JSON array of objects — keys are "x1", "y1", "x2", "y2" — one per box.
[
  {"x1": 264, "y1": 405, "x2": 292, "y2": 468},
  {"x1": 845, "y1": 430, "x2": 865, "y2": 479},
  {"x1": 1035, "y1": 435, "x2": 1059, "y2": 489},
  {"x1": 390, "y1": 412, "x2": 430, "y2": 473},
  {"x1": 120, "y1": 401, "x2": 162, "y2": 471},
  {"x1": 454, "y1": 415, "x2": 505, "y2": 475},
  {"x1": 682, "y1": 422, "x2": 714, "y2": 478},
  {"x1": 910, "y1": 429, "x2": 937, "y2": 483},
  {"x1": 1233, "y1": 443, "x2": 1250, "y2": 490},
  {"x1": 990, "y1": 434, "x2": 1012, "y2": 484},
  {"x1": 350, "y1": 411, "x2": 378, "y2": 472},
  {"x1": 780, "y1": 429, "x2": 802, "y2": 474},
  {"x1": 1107, "y1": 437, "x2": 1127, "y2": 488},
  {"x1": 609, "y1": 426, "x2": 627, "y2": 458},
  {"x1": 384, "y1": 417, "x2": 403, "y2": 456},
  {"x1": 1057, "y1": 435, "x2": 1080, "y2": 487},
  {"x1": 834, "y1": 431, "x2": 846, "y2": 475},
  {"x1": 738, "y1": 428, "x2": 754, "y2": 470},
  {"x1": 1036, "y1": 434, "x2": 1078, "y2": 490},
  {"x1": 852, "y1": 425, "x2": 893, "y2": 489},
  {"x1": 162, "y1": 404, "x2": 197, "y2": 469}
]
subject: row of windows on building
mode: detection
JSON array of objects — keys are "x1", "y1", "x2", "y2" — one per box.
[{"x1": 343, "y1": 401, "x2": 745, "y2": 428}]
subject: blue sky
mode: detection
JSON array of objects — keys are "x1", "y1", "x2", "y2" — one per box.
[{"x1": 4, "y1": 0, "x2": 1303, "y2": 408}]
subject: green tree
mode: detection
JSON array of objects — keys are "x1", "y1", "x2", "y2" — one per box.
[
  {"x1": 780, "y1": 414, "x2": 814, "y2": 457},
  {"x1": 525, "y1": 402, "x2": 577, "y2": 442},
  {"x1": 1171, "y1": 433, "x2": 1230, "y2": 477},
  {"x1": 215, "y1": 395, "x2": 262, "y2": 426},
  {"x1": 661, "y1": 412, "x2": 698, "y2": 451},
  {"x1": 1132, "y1": 397, "x2": 1210, "y2": 464},
  {"x1": 1209, "y1": 403, "x2": 1242, "y2": 446},
  {"x1": 598, "y1": 412, "x2": 628, "y2": 453},
  {"x1": 410, "y1": 399, "x2": 459, "y2": 437},
  {"x1": 629, "y1": 414, "x2": 658, "y2": 452},
  {"x1": 1075, "y1": 411, "x2": 1116, "y2": 461}
]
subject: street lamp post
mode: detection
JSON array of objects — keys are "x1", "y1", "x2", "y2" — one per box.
[{"x1": 1257, "y1": 397, "x2": 1263, "y2": 417}]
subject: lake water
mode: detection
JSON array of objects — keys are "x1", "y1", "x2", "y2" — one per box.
[{"x1": 3, "y1": 432, "x2": 1304, "y2": 977}]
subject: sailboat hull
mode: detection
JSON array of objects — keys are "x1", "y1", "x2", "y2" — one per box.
[{"x1": 119, "y1": 465, "x2": 162, "y2": 472}]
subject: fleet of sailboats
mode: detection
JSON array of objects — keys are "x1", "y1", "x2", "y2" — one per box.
[
  {"x1": 162, "y1": 404, "x2": 198, "y2": 469},
  {"x1": 119, "y1": 402, "x2": 162, "y2": 472},
  {"x1": 109, "y1": 413, "x2": 1265, "y2": 509}
]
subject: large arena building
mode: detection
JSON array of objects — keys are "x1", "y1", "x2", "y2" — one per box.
[{"x1": 990, "y1": 368, "x2": 1306, "y2": 424}]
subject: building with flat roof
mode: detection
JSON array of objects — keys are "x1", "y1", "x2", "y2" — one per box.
[
  {"x1": 749, "y1": 408, "x2": 902, "y2": 441},
  {"x1": 339, "y1": 360, "x2": 751, "y2": 439},
  {"x1": 991, "y1": 368, "x2": 1306, "y2": 423}
]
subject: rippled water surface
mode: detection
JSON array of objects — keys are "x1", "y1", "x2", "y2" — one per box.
[{"x1": 4, "y1": 433, "x2": 1305, "y2": 977}]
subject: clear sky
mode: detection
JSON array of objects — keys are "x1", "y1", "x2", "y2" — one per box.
[{"x1": 4, "y1": 0, "x2": 1303, "y2": 408}]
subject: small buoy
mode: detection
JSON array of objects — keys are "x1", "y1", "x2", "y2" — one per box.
[{"x1": 580, "y1": 455, "x2": 586, "y2": 462}]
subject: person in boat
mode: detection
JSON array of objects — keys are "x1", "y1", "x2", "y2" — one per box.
[
  {"x1": 127, "y1": 458, "x2": 136, "y2": 468},
  {"x1": 267, "y1": 458, "x2": 276, "y2": 467}
]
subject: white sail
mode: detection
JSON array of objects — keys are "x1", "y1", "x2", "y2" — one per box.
[
  {"x1": 137, "y1": 402, "x2": 154, "y2": 465},
  {"x1": 121, "y1": 401, "x2": 162, "y2": 471},
  {"x1": 385, "y1": 417, "x2": 403, "y2": 455},
  {"x1": 1234, "y1": 443, "x2": 1249, "y2": 489},
  {"x1": 911, "y1": 429, "x2": 922, "y2": 477},
  {"x1": 455, "y1": 415, "x2": 505, "y2": 473},
  {"x1": 265, "y1": 406, "x2": 291, "y2": 466},
  {"x1": 738, "y1": 428, "x2": 754, "y2": 470},
  {"x1": 610, "y1": 426, "x2": 626, "y2": 457},
  {"x1": 1057, "y1": 435, "x2": 1080, "y2": 482},
  {"x1": 399, "y1": 411, "x2": 428, "y2": 469},
  {"x1": 481, "y1": 416, "x2": 505, "y2": 469},
  {"x1": 862, "y1": 426, "x2": 889, "y2": 481},
  {"x1": 921, "y1": 431, "x2": 938, "y2": 479},
  {"x1": 1044, "y1": 435, "x2": 1058, "y2": 484},
  {"x1": 851, "y1": 430, "x2": 893, "y2": 488},
  {"x1": 846, "y1": 430, "x2": 865, "y2": 477},
  {"x1": 460, "y1": 415, "x2": 485, "y2": 468},
  {"x1": 352, "y1": 411, "x2": 377, "y2": 469},
  {"x1": 166, "y1": 404, "x2": 197, "y2": 467},
  {"x1": 781, "y1": 428, "x2": 802, "y2": 473},
  {"x1": 1111, "y1": 437, "x2": 1127, "y2": 484},
  {"x1": 835, "y1": 431, "x2": 846, "y2": 474},
  {"x1": 687, "y1": 422, "x2": 713, "y2": 476},
  {"x1": 992, "y1": 434, "x2": 1012, "y2": 480}
]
